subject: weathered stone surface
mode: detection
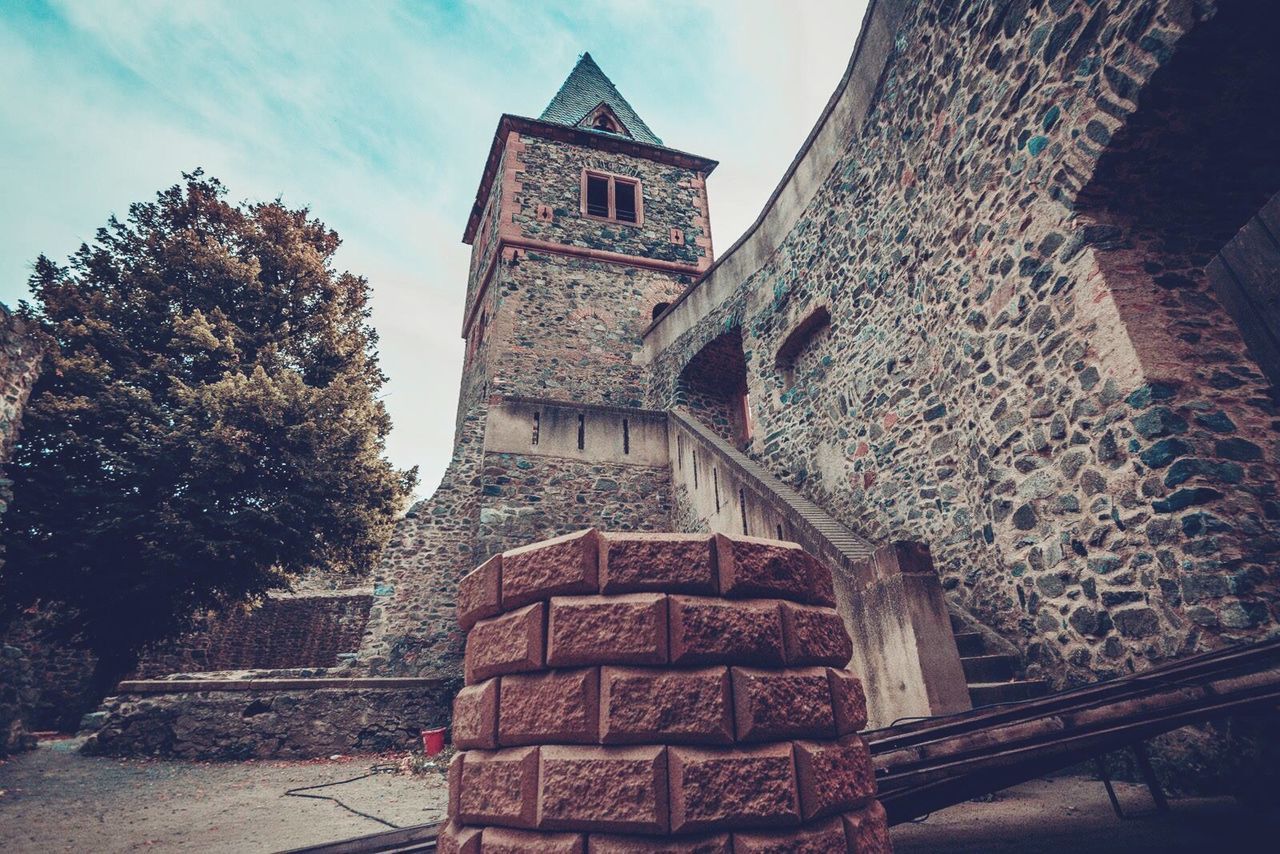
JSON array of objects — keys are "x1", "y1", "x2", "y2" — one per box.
[
  {"x1": 79, "y1": 680, "x2": 457, "y2": 760},
  {"x1": 437, "y1": 820, "x2": 482, "y2": 854},
  {"x1": 842, "y1": 801, "x2": 890, "y2": 854},
  {"x1": 600, "y1": 532, "x2": 717, "y2": 595},
  {"x1": 453, "y1": 677, "x2": 499, "y2": 750},
  {"x1": 668, "y1": 596, "x2": 784, "y2": 666},
  {"x1": 731, "y1": 667, "x2": 835, "y2": 742},
  {"x1": 503, "y1": 529, "x2": 601, "y2": 610},
  {"x1": 500, "y1": 668, "x2": 600, "y2": 746},
  {"x1": 465, "y1": 603, "x2": 546, "y2": 684},
  {"x1": 828, "y1": 669, "x2": 869, "y2": 735},
  {"x1": 731, "y1": 816, "x2": 848, "y2": 853},
  {"x1": 481, "y1": 827, "x2": 585, "y2": 853},
  {"x1": 586, "y1": 833, "x2": 732, "y2": 853},
  {"x1": 793, "y1": 736, "x2": 875, "y2": 820},
  {"x1": 668, "y1": 744, "x2": 801, "y2": 834},
  {"x1": 547, "y1": 594, "x2": 669, "y2": 668},
  {"x1": 458, "y1": 554, "x2": 503, "y2": 632},
  {"x1": 538, "y1": 745, "x2": 670, "y2": 835},
  {"x1": 458, "y1": 746, "x2": 540, "y2": 829},
  {"x1": 600, "y1": 666, "x2": 733, "y2": 745},
  {"x1": 714, "y1": 534, "x2": 826, "y2": 604},
  {"x1": 780, "y1": 603, "x2": 853, "y2": 667}
]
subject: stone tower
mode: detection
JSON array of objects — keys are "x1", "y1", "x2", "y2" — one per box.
[
  {"x1": 358, "y1": 54, "x2": 717, "y2": 677},
  {"x1": 455, "y1": 52, "x2": 717, "y2": 427}
]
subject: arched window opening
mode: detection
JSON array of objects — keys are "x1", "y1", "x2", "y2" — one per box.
[
  {"x1": 677, "y1": 328, "x2": 752, "y2": 449},
  {"x1": 651, "y1": 302, "x2": 671, "y2": 321},
  {"x1": 776, "y1": 306, "x2": 831, "y2": 390}
]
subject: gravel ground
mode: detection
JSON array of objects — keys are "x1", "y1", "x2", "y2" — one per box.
[
  {"x1": 3, "y1": 741, "x2": 1276, "y2": 853},
  {"x1": 0, "y1": 738, "x2": 449, "y2": 853}
]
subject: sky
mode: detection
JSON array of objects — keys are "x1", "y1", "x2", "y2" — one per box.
[{"x1": 0, "y1": 0, "x2": 868, "y2": 497}]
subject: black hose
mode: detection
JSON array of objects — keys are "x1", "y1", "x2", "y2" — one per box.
[{"x1": 283, "y1": 764, "x2": 401, "y2": 829}]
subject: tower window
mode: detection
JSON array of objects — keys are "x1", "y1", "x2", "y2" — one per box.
[{"x1": 581, "y1": 170, "x2": 643, "y2": 225}]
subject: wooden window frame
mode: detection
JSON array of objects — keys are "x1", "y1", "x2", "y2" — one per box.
[{"x1": 580, "y1": 169, "x2": 644, "y2": 226}]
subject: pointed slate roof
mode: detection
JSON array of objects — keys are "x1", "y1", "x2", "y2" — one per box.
[{"x1": 539, "y1": 52, "x2": 663, "y2": 146}]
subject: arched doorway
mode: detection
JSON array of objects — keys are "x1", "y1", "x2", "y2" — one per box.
[{"x1": 676, "y1": 328, "x2": 752, "y2": 449}]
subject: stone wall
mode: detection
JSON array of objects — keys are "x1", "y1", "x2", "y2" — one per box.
[
  {"x1": 0, "y1": 303, "x2": 43, "y2": 754},
  {"x1": 646, "y1": 0, "x2": 1280, "y2": 698},
  {"x1": 135, "y1": 592, "x2": 372, "y2": 677},
  {"x1": 81, "y1": 679, "x2": 456, "y2": 760}
]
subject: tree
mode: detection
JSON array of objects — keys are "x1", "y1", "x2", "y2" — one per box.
[{"x1": 1, "y1": 171, "x2": 417, "y2": 693}]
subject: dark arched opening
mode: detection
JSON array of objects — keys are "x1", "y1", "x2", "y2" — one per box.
[
  {"x1": 677, "y1": 328, "x2": 751, "y2": 448},
  {"x1": 651, "y1": 302, "x2": 671, "y2": 321}
]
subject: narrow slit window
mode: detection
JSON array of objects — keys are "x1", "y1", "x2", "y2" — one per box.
[
  {"x1": 577, "y1": 414, "x2": 585, "y2": 450},
  {"x1": 677, "y1": 434, "x2": 683, "y2": 469},
  {"x1": 585, "y1": 174, "x2": 609, "y2": 218},
  {"x1": 776, "y1": 524, "x2": 784, "y2": 540},
  {"x1": 713, "y1": 467, "x2": 720, "y2": 512},
  {"x1": 693, "y1": 450, "x2": 699, "y2": 488},
  {"x1": 623, "y1": 418, "x2": 630, "y2": 455},
  {"x1": 739, "y1": 489, "x2": 749, "y2": 535},
  {"x1": 532, "y1": 411, "x2": 540, "y2": 446}
]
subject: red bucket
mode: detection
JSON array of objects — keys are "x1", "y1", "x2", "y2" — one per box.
[{"x1": 422, "y1": 727, "x2": 447, "y2": 756}]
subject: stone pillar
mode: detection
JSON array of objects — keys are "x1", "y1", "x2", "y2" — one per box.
[
  {"x1": 440, "y1": 528, "x2": 891, "y2": 853},
  {"x1": 846, "y1": 541, "x2": 972, "y2": 728}
]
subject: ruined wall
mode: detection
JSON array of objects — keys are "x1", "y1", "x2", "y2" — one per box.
[
  {"x1": 646, "y1": 0, "x2": 1280, "y2": 696},
  {"x1": 134, "y1": 593, "x2": 372, "y2": 677},
  {"x1": 356, "y1": 405, "x2": 487, "y2": 677}
]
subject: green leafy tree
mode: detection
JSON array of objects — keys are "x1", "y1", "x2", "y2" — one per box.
[{"x1": 2, "y1": 171, "x2": 416, "y2": 693}]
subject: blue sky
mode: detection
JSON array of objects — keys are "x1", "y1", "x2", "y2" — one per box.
[{"x1": 0, "y1": 0, "x2": 867, "y2": 495}]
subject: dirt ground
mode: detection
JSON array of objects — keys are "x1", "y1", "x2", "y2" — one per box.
[
  {"x1": 2, "y1": 739, "x2": 1277, "y2": 852},
  {"x1": 0, "y1": 738, "x2": 449, "y2": 853}
]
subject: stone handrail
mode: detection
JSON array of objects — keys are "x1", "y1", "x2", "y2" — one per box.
[{"x1": 668, "y1": 407, "x2": 971, "y2": 726}]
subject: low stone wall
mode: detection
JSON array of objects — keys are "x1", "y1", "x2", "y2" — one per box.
[{"x1": 80, "y1": 676, "x2": 457, "y2": 760}]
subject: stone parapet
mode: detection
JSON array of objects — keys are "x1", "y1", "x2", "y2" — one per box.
[{"x1": 442, "y1": 529, "x2": 891, "y2": 852}]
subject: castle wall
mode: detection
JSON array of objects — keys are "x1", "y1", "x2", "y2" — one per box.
[{"x1": 646, "y1": 0, "x2": 1280, "y2": 693}]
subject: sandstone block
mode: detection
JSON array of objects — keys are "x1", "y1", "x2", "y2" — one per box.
[
  {"x1": 714, "y1": 535, "x2": 831, "y2": 605},
  {"x1": 538, "y1": 745, "x2": 669, "y2": 835},
  {"x1": 731, "y1": 667, "x2": 835, "y2": 742},
  {"x1": 668, "y1": 596, "x2": 784, "y2": 666},
  {"x1": 780, "y1": 602, "x2": 853, "y2": 667},
  {"x1": 828, "y1": 669, "x2": 869, "y2": 735},
  {"x1": 587, "y1": 833, "x2": 731, "y2": 852},
  {"x1": 449, "y1": 751, "x2": 463, "y2": 819},
  {"x1": 453, "y1": 677, "x2": 499, "y2": 750},
  {"x1": 794, "y1": 736, "x2": 875, "y2": 821},
  {"x1": 731, "y1": 816, "x2": 847, "y2": 852},
  {"x1": 503, "y1": 529, "x2": 600, "y2": 609},
  {"x1": 668, "y1": 743, "x2": 800, "y2": 834},
  {"x1": 842, "y1": 801, "x2": 890, "y2": 853},
  {"x1": 600, "y1": 666, "x2": 733, "y2": 745},
  {"x1": 458, "y1": 554, "x2": 502, "y2": 631},
  {"x1": 465, "y1": 602, "x2": 545, "y2": 684},
  {"x1": 547, "y1": 594, "x2": 668, "y2": 668},
  {"x1": 481, "y1": 827, "x2": 585, "y2": 853},
  {"x1": 458, "y1": 746, "x2": 540, "y2": 829},
  {"x1": 600, "y1": 532, "x2": 717, "y2": 595},
  {"x1": 438, "y1": 820, "x2": 482, "y2": 854},
  {"x1": 500, "y1": 668, "x2": 600, "y2": 746}
]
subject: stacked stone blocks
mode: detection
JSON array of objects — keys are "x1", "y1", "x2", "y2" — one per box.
[{"x1": 442, "y1": 528, "x2": 890, "y2": 853}]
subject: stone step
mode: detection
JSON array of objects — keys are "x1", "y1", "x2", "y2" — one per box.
[
  {"x1": 967, "y1": 679, "x2": 1050, "y2": 707},
  {"x1": 960, "y1": 654, "x2": 1016, "y2": 683},
  {"x1": 953, "y1": 631, "x2": 986, "y2": 657}
]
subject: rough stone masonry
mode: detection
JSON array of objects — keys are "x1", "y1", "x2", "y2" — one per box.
[{"x1": 440, "y1": 529, "x2": 889, "y2": 853}]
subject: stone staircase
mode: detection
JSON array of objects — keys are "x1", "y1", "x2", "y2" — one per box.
[{"x1": 950, "y1": 611, "x2": 1050, "y2": 708}]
